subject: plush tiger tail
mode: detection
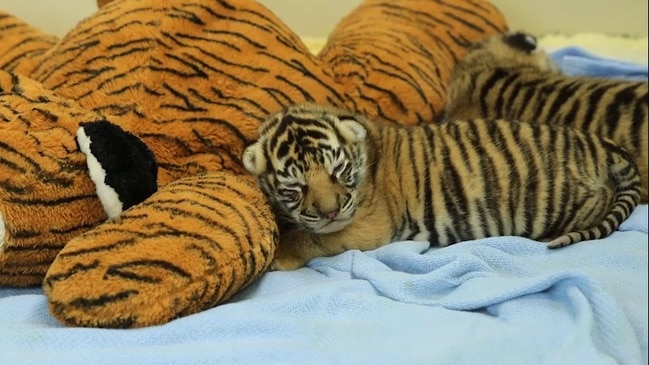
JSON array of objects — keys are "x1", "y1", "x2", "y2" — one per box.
[{"x1": 548, "y1": 142, "x2": 641, "y2": 248}]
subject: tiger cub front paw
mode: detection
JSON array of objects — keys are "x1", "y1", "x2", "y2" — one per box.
[
  {"x1": 270, "y1": 253, "x2": 309, "y2": 271},
  {"x1": 269, "y1": 230, "x2": 318, "y2": 271}
]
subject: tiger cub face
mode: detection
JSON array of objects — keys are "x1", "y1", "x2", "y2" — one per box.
[
  {"x1": 455, "y1": 31, "x2": 559, "y2": 73},
  {"x1": 243, "y1": 104, "x2": 369, "y2": 234}
]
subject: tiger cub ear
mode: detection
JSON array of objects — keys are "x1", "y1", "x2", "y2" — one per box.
[
  {"x1": 242, "y1": 142, "x2": 266, "y2": 175},
  {"x1": 503, "y1": 31, "x2": 537, "y2": 54},
  {"x1": 338, "y1": 118, "x2": 367, "y2": 143}
]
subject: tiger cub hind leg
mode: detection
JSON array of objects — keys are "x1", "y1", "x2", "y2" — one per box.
[{"x1": 546, "y1": 146, "x2": 641, "y2": 249}]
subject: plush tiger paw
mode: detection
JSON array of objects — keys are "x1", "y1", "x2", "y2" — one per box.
[
  {"x1": 44, "y1": 173, "x2": 278, "y2": 328},
  {"x1": 76, "y1": 121, "x2": 158, "y2": 218}
]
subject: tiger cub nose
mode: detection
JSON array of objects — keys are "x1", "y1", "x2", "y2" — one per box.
[{"x1": 319, "y1": 208, "x2": 339, "y2": 220}]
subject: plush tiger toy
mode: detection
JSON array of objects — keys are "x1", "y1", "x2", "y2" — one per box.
[
  {"x1": 444, "y1": 31, "x2": 648, "y2": 202},
  {"x1": 0, "y1": 0, "x2": 508, "y2": 328},
  {"x1": 243, "y1": 103, "x2": 641, "y2": 270}
]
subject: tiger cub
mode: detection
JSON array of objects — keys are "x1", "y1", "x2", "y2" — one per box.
[
  {"x1": 243, "y1": 103, "x2": 640, "y2": 270},
  {"x1": 445, "y1": 31, "x2": 648, "y2": 202}
]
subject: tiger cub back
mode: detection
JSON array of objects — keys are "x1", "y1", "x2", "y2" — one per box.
[
  {"x1": 243, "y1": 104, "x2": 641, "y2": 270},
  {"x1": 445, "y1": 31, "x2": 648, "y2": 202}
]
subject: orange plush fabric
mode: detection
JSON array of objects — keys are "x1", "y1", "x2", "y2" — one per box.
[{"x1": 0, "y1": 0, "x2": 507, "y2": 327}]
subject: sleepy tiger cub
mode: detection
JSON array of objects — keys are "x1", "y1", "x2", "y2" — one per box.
[
  {"x1": 444, "y1": 31, "x2": 648, "y2": 202},
  {"x1": 243, "y1": 103, "x2": 641, "y2": 270}
]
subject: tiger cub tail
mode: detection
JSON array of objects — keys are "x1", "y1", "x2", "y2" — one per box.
[{"x1": 548, "y1": 142, "x2": 641, "y2": 248}]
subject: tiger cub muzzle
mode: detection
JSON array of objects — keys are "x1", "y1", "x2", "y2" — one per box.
[{"x1": 300, "y1": 169, "x2": 355, "y2": 233}]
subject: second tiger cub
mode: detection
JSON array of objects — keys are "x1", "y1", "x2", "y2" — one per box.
[{"x1": 445, "y1": 31, "x2": 648, "y2": 202}]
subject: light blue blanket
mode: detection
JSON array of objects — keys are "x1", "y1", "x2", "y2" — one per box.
[
  {"x1": 1, "y1": 47, "x2": 648, "y2": 365},
  {"x1": 551, "y1": 46, "x2": 648, "y2": 80}
]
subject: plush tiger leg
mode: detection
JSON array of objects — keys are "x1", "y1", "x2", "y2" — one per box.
[
  {"x1": 44, "y1": 173, "x2": 278, "y2": 328},
  {"x1": 96, "y1": 0, "x2": 116, "y2": 8},
  {"x1": 318, "y1": 0, "x2": 508, "y2": 125},
  {"x1": 0, "y1": 128, "x2": 106, "y2": 286},
  {"x1": 0, "y1": 11, "x2": 59, "y2": 76},
  {"x1": 0, "y1": 71, "x2": 109, "y2": 286}
]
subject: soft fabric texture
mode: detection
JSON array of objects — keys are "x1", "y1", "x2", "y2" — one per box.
[
  {"x1": 76, "y1": 120, "x2": 159, "y2": 218},
  {"x1": 551, "y1": 46, "x2": 649, "y2": 80},
  {"x1": 0, "y1": 47, "x2": 647, "y2": 364},
  {"x1": 540, "y1": 33, "x2": 648, "y2": 66},
  {"x1": 1, "y1": 200, "x2": 646, "y2": 364},
  {"x1": 0, "y1": 0, "x2": 507, "y2": 327}
]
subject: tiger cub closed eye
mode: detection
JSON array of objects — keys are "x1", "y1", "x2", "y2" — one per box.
[
  {"x1": 445, "y1": 31, "x2": 648, "y2": 202},
  {"x1": 243, "y1": 103, "x2": 641, "y2": 271}
]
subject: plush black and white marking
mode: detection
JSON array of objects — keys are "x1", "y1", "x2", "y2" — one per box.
[{"x1": 76, "y1": 121, "x2": 158, "y2": 219}]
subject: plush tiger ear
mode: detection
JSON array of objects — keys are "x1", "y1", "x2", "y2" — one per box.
[
  {"x1": 242, "y1": 142, "x2": 266, "y2": 175},
  {"x1": 338, "y1": 119, "x2": 367, "y2": 143},
  {"x1": 76, "y1": 121, "x2": 158, "y2": 219}
]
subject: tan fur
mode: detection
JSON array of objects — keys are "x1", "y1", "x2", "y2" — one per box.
[
  {"x1": 244, "y1": 103, "x2": 641, "y2": 270},
  {"x1": 445, "y1": 31, "x2": 649, "y2": 202},
  {"x1": 304, "y1": 169, "x2": 347, "y2": 217}
]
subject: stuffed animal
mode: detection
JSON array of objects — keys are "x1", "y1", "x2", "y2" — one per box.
[{"x1": 0, "y1": 0, "x2": 507, "y2": 328}]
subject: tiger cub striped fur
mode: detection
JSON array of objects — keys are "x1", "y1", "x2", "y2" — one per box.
[
  {"x1": 243, "y1": 103, "x2": 641, "y2": 270},
  {"x1": 445, "y1": 31, "x2": 648, "y2": 202}
]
